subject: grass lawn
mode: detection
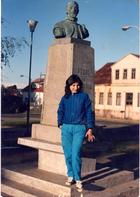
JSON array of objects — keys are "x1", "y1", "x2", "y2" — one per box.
[{"x1": 2, "y1": 119, "x2": 40, "y2": 127}]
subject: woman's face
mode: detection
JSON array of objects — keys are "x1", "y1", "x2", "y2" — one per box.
[{"x1": 70, "y1": 82, "x2": 80, "y2": 94}]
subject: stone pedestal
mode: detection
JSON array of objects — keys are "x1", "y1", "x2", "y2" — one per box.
[
  {"x1": 41, "y1": 38, "x2": 95, "y2": 126},
  {"x1": 18, "y1": 38, "x2": 96, "y2": 176}
]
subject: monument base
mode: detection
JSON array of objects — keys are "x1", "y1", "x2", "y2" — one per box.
[
  {"x1": 38, "y1": 150, "x2": 96, "y2": 176},
  {"x1": 32, "y1": 124, "x2": 61, "y2": 143},
  {"x1": 17, "y1": 37, "x2": 96, "y2": 190},
  {"x1": 41, "y1": 38, "x2": 94, "y2": 126},
  {"x1": 18, "y1": 134, "x2": 96, "y2": 176},
  {"x1": 38, "y1": 149, "x2": 67, "y2": 175}
]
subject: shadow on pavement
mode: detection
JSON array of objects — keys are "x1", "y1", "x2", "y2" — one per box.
[{"x1": 82, "y1": 124, "x2": 139, "y2": 179}]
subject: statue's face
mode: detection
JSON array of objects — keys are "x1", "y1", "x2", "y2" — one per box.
[{"x1": 66, "y1": 2, "x2": 79, "y2": 18}]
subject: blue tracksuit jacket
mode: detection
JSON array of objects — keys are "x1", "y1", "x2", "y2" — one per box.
[{"x1": 57, "y1": 91, "x2": 94, "y2": 129}]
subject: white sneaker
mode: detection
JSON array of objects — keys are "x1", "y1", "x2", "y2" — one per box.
[
  {"x1": 76, "y1": 180, "x2": 83, "y2": 192},
  {"x1": 65, "y1": 177, "x2": 74, "y2": 186}
]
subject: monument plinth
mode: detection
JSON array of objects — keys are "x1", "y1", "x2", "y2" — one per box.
[
  {"x1": 41, "y1": 38, "x2": 94, "y2": 126},
  {"x1": 18, "y1": 38, "x2": 96, "y2": 176},
  {"x1": 31, "y1": 38, "x2": 95, "y2": 144}
]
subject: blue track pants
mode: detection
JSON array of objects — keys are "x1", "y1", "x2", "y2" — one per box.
[{"x1": 61, "y1": 124, "x2": 86, "y2": 180}]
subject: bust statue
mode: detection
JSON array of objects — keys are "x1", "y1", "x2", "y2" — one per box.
[{"x1": 53, "y1": 1, "x2": 89, "y2": 39}]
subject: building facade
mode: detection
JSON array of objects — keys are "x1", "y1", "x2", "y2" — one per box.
[
  {"x1": 95, "y1": 54, "x2": 140, "y2": 120},
  {"x1": 22, "y1": 77, "x2": 44, "y2": 107}
]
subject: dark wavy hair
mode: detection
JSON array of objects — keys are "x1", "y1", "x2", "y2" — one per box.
[{"x1": 64, "y1": 74, "x2": 83, "y2": 97}]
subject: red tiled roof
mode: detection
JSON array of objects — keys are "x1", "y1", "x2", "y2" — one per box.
[
  {"x1": 22, "y1": 85, "x2": 44, "y2": 92},
  {"x1": 131, "y1": 53, "x2": 140, "y2": 58},
  {"x1": 95, "y1": 62, "x2": 115, "y2": 85},
  {"x1": 22, "y1": 77, "x2": 44, "y2": 92},
  {"x1": 32, "y1": 78, "x2": 44, "y2": 83}
]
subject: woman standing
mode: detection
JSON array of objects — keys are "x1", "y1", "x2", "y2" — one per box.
[{"x1": 57, "y1": 74, "x2": 95, "y2": 192}]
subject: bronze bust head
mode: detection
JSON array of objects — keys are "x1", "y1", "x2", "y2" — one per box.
[{"x1": 53, "y1": 1, "x2": 89, "y2": 39}]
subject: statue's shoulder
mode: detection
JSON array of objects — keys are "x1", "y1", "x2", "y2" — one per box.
[
  {"x1": 53, "y1": 20, "x2": 67, "y2": 38},
  {"x1": 54, "y1": 20, "x2": 66, "y2": 28}
]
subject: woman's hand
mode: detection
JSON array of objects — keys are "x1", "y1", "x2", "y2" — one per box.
[{"x1": 85, "y1": 129, "x2": 95, "y2": 142}]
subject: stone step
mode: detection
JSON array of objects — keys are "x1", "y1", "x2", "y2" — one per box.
[
  {"x1": 83, "y1": 167, "x2": 134, "y2": 188},
  {"x1": 18, "y1": 137, "x2": 96, "y2": 176},
  {"x1": 2, "y1": 178, "x2": 138, "y2": 197},
  {"x1": 1, "y1": 193, "x2": 12, "y2": 197},
  {"x1": 18, "y1": 137, "x2": 63, "y2": 153},
  {"x1": 92, "y1": 179, "x2": 139, "y2": 197},
  {"x1": 71, "y1": 179, "x2": 139, "y2": 197},
  {"x1": 2, "y1": 162, "x2": 136, "y2": 197},
  {"x1": 1, "y1": 178, "x2": 59, "y2": 197},
  {"x1": 94, "y1": 170, "x2": 134, "y2": 188},
  {"x1": 1, "y1": 163, "x2": 71, "y2": 196}
]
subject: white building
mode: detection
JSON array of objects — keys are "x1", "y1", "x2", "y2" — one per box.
[
  {"x1": 95, "y1": 53, "x2": 140, "y2": 120},
  {"x1": 22, "y1": 77, "x2": 44, "y2": 107}
]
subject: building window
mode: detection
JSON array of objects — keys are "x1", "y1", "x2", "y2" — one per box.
[
  {"x1": 116, "y1": 93, "x2": 121, "y2": 106},
  {"x1": 115, "y1": 69, "x2": 119, "y2": 79},
  {"x1": 107, "y1": 92, "x2": 112, "y2": 105},
  {"x1": 137, "y1": 93, "x2": 140, "y2": 107},
  {"x1": 99, "y1": 92, "x2": 104, "y2": 105},
  {"x1": 131, "y1": 68, "x2": 136, "y2": 79},
  {"x1": 126, "y1": 93, "x2": 133, "y2": 105},
  {"x1": 123, "y1": 69, "x2": 127, "y2": 79}
]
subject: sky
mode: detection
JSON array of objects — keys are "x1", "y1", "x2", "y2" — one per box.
[{"x1": 1, "y1": 0, "x2": 139, "y2": 88}]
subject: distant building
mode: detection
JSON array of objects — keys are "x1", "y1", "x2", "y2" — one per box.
[
  {"x1": 95, "y1": 53, "x2": 140, "y2": 120},
  {"x1": 22, "y1": 77, "x2": 45, "y2": 107}
]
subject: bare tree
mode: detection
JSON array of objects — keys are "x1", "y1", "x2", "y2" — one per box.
[{"x1": 1, "y1": 18, "x2": 29, "y2": 68}]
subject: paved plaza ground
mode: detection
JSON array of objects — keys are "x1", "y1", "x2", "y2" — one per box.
[
  {"x1": 2, "y1": 112, "x2": 139, "y2": 173},
  {"x1": 1, "y1": 113, "x2": 139, "y2": 196}
]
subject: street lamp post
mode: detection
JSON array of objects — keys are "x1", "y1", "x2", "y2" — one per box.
[{"x1": 26, "y1": 19, "x2": 38, "y2": 135}]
